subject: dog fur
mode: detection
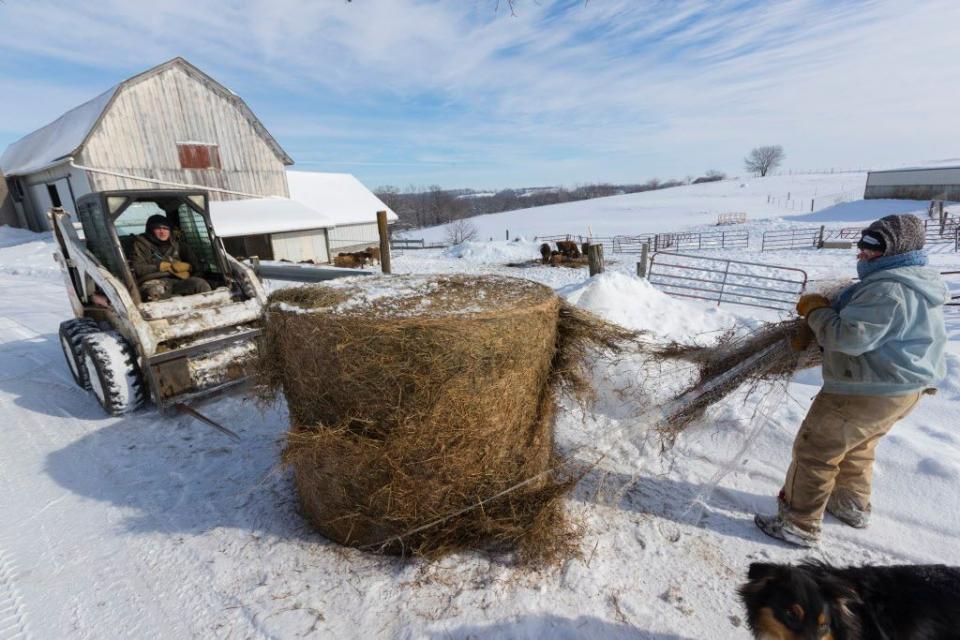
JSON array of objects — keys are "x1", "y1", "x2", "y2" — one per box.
[{"x1": 739, "y1": 561, "x2": 960, "y2": 639}]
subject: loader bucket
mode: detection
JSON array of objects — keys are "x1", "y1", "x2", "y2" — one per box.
[{"x1": 143, "y1": 327, "x2": 261, "y2": 412}]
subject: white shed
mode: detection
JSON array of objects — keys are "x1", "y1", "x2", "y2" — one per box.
[{"x1": 209, "y1": 171, "x2": 397, "y2": 263}]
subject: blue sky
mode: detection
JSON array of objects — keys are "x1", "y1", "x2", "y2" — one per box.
[{"x1": 2, "y1": 0, "x2": 959, "y2": 190}]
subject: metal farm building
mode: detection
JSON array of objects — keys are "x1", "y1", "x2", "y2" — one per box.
[
  {"x1": 0, "y1": 57, "x2": 395, "y2": 262},
  {"x1": 864, "y1": 166, "x2": 960, "y2": 201}
]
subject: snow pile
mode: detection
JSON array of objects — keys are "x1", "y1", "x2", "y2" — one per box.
[
  {"x1": 444, "y1": 239, "x2": 541, "y2": 263},
  {"x1": 0, "y1": 226, "x2": 60, "y2": 279},
  {"x1": 559, "y1": 272, "x2": 740, "y2": 342}
]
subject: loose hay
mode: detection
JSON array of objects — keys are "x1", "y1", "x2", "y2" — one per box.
[
  {"x1": 258, "y1": 274, "x2": 634, "y2": 564},
  {"x1": 652, "y1": 281, "x2": 851, "y2": 437}
]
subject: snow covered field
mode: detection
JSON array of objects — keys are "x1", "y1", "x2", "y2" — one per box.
[{"x1": 1, "y1": 174, "x2": 959, "y2": 639}]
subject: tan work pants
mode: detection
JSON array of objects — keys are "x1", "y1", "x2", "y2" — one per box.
[{"x1": 781, "y1": 391, "x2": 921, "y2": 532}]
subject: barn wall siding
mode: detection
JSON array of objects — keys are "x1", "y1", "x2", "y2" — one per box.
[
  {"x1": 79, "y1": 65, "x2": 289, "y2": 200},
  {"x1": 327, "y1": 223, "x2": 380, "y2": 251},
  {"x1": 270, "y1": 229, "x2": 329, "y2": 263},
  {"x1": 864, "y1": 185, "x2": 960, "y2": 201}
]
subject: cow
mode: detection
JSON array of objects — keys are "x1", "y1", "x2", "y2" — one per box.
[
  {"x1": 333, "y1": 254, "x2": 363, "y2": 268},
  {"x1": 539, "y1": 243, "x2": 553, "y2": 264},
  {"x1": 555, "y1": 240, "x2": 581, "y2": 258}
]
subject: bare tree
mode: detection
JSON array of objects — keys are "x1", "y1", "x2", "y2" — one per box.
[
  {"x1": 445, "y1": 218, "x2": 479, "y2": 245},
  {"x1": 744, "y1": 145, "x2": 784, "y2": 177}
]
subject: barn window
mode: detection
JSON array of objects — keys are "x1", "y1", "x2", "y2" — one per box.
[{"x1": 177, "y1": 143, "x2": 222, "y2": 170}]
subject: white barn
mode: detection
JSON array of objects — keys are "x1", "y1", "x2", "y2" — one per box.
[
  {"x1": 865, "y1": 166, "x2": 960, "y2": 201},
  {"x1": 0, "y1": 57, "x2": 395, "y2": 263}
]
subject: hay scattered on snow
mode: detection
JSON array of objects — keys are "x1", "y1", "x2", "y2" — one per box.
[{"x1": 258, "y1": 274, "x2": 637, "y2": 564}]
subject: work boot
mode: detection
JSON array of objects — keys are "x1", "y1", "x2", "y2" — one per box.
[
  {"x1": 754, "y1": 513, "x2": 820, "y2": 548},
  {"x1": 826, "y1": 490, "x2": 870, "y2": 529}
]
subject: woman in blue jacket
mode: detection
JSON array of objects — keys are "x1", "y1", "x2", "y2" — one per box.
[{"x1": 756, "y1": 214, "x2": 950, "y2": 547}]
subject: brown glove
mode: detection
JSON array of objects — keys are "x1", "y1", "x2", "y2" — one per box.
[
  {"x1": 159, "y1": 261, "x2": 173, "y2": 273},
  {"x1": 790, "y1": 322, "x2": 816, "y2": 351},
  {"x1": 796, "y1": 293, "x2": 830, "y2": 317}
]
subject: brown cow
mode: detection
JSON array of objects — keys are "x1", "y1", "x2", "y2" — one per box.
[
  {"x1": 539, "y1": 242, "x2": 553, "y2": 263},
  {"x1": 555, "y1": 240, "x2": 581, "y2": 258},
  {"x1": 333, "y1": 254, "x2": 362, "y2": 268},
  {"x1": 365, "y1": 246, "x2": 381, "y2": 264}
]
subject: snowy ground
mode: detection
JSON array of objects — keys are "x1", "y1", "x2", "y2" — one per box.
[{"x1": 1, "y1": 174, "x2": 959, "y2": 639}]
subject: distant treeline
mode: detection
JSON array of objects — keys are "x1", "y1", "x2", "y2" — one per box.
[{"x1": 375, "y1": 171, "x2": 725, "y2": 230}]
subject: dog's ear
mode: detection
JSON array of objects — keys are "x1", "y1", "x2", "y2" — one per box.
[
  {"x1": 817, "y1": 572, "x2": 862, "y2": 636},
  {"x1": 747, "y1": 562, "x2": 780, "y2": 582}
]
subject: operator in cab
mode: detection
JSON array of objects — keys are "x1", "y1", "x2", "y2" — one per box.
[{"x1": 131, "y1": 214, "x2": 212, "y2": 301}]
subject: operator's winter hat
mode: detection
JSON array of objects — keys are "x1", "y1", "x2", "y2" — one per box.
[
  {"x1": 858, "y1": 214, "x2": 925, "y2": 256},
  {"x1": 146, "y1": 214, "x2": 171, "y2": 233}
]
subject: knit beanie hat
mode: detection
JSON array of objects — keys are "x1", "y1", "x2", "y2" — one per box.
[
  {"x1": 858, "y1": 214, "x2": 925, "y2": 256},
  {"x1": 146, "y1": 214, "x2": 172, "y2": 233}
]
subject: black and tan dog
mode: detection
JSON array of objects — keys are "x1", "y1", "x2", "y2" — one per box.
[{"x1": 738, "y1": 560, "x2": 960, "y2": 639}]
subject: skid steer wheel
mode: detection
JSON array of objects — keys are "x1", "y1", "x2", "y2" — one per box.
[
  {"x1": 81, "y1": 331, "x2": 146, "y2": 416},
  {"x1": 58, "y1": 318, "x2": 101, "y2": 389}
]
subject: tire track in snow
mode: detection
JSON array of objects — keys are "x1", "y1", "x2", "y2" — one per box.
[{"x1": 0, "y1": 545, "x2": 30, "y2": 640}]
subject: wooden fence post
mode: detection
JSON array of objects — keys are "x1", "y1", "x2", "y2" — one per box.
[
  {"x1": 637, "y1": 243, "x2": 649, "y2": 278},
  {"x1": 817, "y1": 225, "x2": 825, "y2": 248},
  {"x1": 588, "y1": 244, "x2": 604, "y2": 276},
  {"x1": 377, "y1": 210, "x2": 392, "y2": 274}
]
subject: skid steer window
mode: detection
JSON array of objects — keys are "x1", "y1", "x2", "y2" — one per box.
[
  {"x1": 176, "y1": 204, "x2": 220, "y2": 275},
  {"x1": 115, "y1": 202, "x2": 165, "y2": 238}
]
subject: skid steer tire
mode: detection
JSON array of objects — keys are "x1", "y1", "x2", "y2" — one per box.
[
  {"x1": 82, "y1": 331, "x2": 146, "y2": 416},
  {"x1": 59, "y1": 318, "x2": 101, "y2": 389}
]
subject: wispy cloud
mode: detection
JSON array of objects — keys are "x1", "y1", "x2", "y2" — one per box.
[{"x1": 1, "y1": 0, "x2": 958, "y2": 187}]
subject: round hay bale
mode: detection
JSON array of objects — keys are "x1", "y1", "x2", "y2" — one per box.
[{"x1": 261, "y1": 274, "x2": 577, "y2": 561}]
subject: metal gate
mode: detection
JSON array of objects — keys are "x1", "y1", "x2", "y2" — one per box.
[
  {"x1": 612, "y1": 230, "x2": 749, "y2": 253},
  {"x1": 647, "y1": 252, "x2": 808, "y2": 311},
  {"x1": 761, "y1": 228, "x2": 821, "y2": 251}
]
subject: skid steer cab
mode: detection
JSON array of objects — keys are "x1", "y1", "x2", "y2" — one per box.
[{"x1": 51, "y1": 189, "x2": 268, "y2": 416}]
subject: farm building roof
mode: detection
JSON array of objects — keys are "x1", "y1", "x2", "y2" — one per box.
[
  {"x1": 210, "y1": 172, "x2": 396, "y2": 237},
  {"x1": 209, "y1": 197, "x2": 336, "y2": 238},
  {"x1": 286, "y1": 171, "x2": 397, "y2": 227}
]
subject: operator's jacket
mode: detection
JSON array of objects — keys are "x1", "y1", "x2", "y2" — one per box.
[
  {"x1": 130, "y1": 234, "x2": 202, "y2": 284},
  {"x1": 807, "y1": 265, "x2": 949, "y2": 396}
]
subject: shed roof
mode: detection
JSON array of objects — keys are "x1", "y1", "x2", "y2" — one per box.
[
  {"x1": 286, "y1": 171, "x2": 397, "y2": 227},
  {"x1": 0, "y1": 57, "x2": 292, "y2": 177},
  {"x1": 209, "y1": 197, "x2": 335, "y2": 238},
  {"x1": 210, "y1": 172, "x2": 396, "y2": 237}
]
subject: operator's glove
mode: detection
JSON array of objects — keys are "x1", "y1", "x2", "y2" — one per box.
[
  {"x1": 790, "y1": 322, "x2": 816, "y2": 351},
  {"x1": 159, "y1": 260, "x2": 173, "y2": 273},
  {"x1": 796, "y1": 293, "x2": 830, "y2": 318},
  {"x1": 170, "y1": 261, "x2": 192, "y2": 280}
]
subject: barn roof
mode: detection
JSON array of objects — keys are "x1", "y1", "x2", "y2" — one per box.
[
  {"x1": 0, "y1": 86, "x2": 118, "y2": 176},
  {"x1": 210, "y1": 172, "x2": 396, "y2": 237},
  {"x1": 0, "y1": 57, "x2": 293, "y2": 177}
]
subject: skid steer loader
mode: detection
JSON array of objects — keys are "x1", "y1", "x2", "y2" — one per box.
[{"x1": 52, "y1": 189, "x2": 268, "y2": 416}]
